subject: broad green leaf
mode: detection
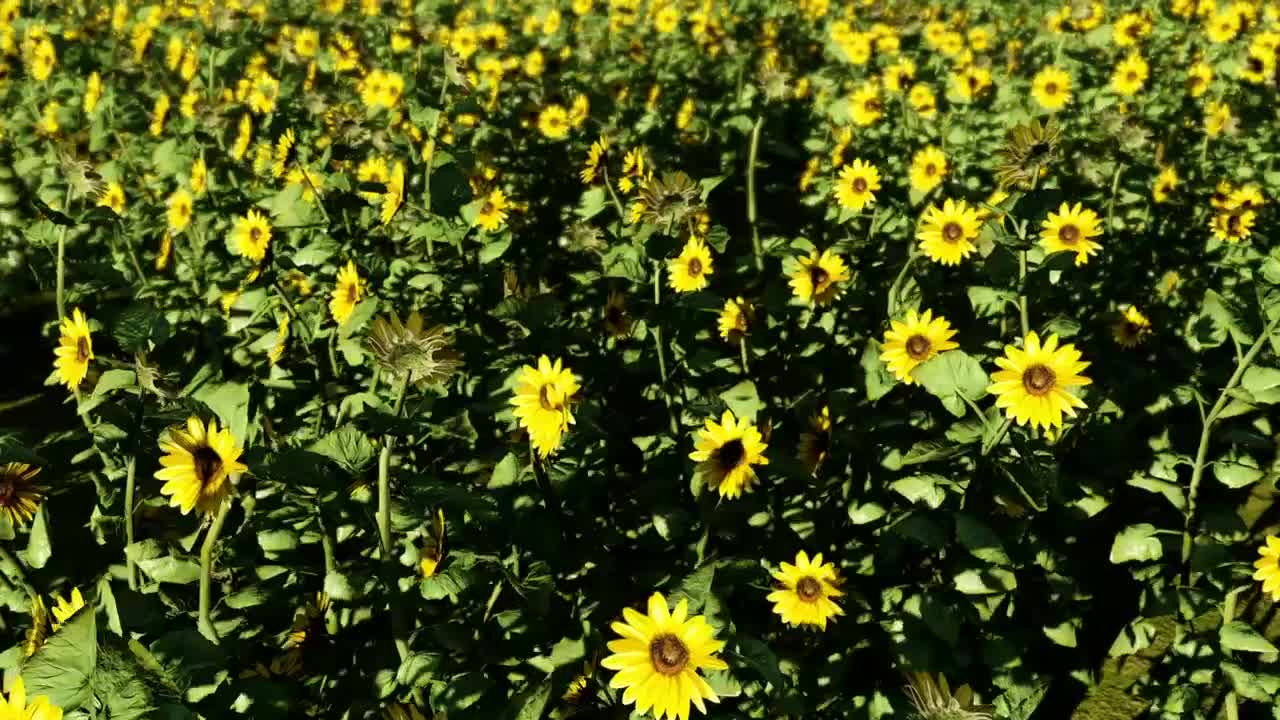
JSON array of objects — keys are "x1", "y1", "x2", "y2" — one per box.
[
  {"x1": 719, "y1": 381, "x2": 764, "y2": 421},
  {"x1": 953, "y1": 567, "x2": 1017, "y2": 594},
  {"x1": 1222, "y1": 662, "x2": 1280, "y2": 702},
  {"x1": 994, "y1": 679, "x2": 1050, "y2": 720},
  {"x1": 23, "y1": 601, "x2": 97, "y2": 710},
  {"x1": 1220, "y1": 621, "x2": 1279, "y2": 653},
  {"x1": 92, "y1": 369, "x2": 137, "y2": 398},
  {"x1": 955, "y1": 513, "x2": 1011, "y2": 565},
  {"x1": 310, "y1": 425, "x2": 375, "y2": 474},
  {"x1": 487, "y1": 453, "x2": 519, "y2": 488},
  {"x1": 1213, "y1": 454, "x2": 1263, "y2": 488},
  {"x1": 511, "y1": 680, "x2": 551, "y2": 720},
  {"x1": 913, "y1": 350, "x2": 988, "y2": 417},
  {"x1": 891, "y1": 474, "x2": 947, "y2": 509},
  {"x1": 25, "y1": 506, "x2": 52, "y2": 569},
  {"x1": 136, "y1": 556, "x2": 202, "y2": 585},
  {"x1": 1109, "y1": 524, "x2": 1163, "y2": 564}
]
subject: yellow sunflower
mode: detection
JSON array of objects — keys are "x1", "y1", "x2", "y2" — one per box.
[
  {"x1": 419, "y1": 508, "x2": 445, "y2": 578},
  {"x1": 1111, "y1": 53, "x2": 1148, "y2": 95},
  {"x1": 272, "y1": 128, "x2": 296, "y2": 178},
  {"x1": 510, "y1": 356, "x2": 580, "y2": 458},
  {"x1": 381, "y1": 161, "x2": 405, "y2": 225},
  {"x1": 879, "y1": 309, "x2": 961, "y2": 384},
  {"x1": 601, "y1": 592, "x2": 728, "y2": 720},
  {"x1": 1204, "y1": 101, "x2": 1233, "y2": 137},
  {"x1": 0, "y1": 463, "x2": 44, "y2": 527},
  {"x1": 1254, "y1": 536, "x2": 1280, "y2": 600},
  {"x1": 668, "y1": 237, "x2": 714, "y2": 293},
  {"x1": 476, "y1": 188, "x2": 510, "y2": 232},
  {"x1": 1112, "y1": 305, "x2": 1152, "y2": 348},
  {"x1": 155, "y1": 416, "x2": 248, "y2": 515},
  {"x1": 580, "y1": 135, "x2": 609, "y2": 184},
  {"x1": 834, "y1": 159, "x2": 881, "y2": 212},
  {"x1": 850, "y1": 81, "x2": 883, "y2": 126},
  {"x1": 797, "y1": 406, "x2": 831, "y2": 474},
  {"x1": 167, "y1": 187, "x2": 193, "y2": 232},
  {"x1": 767, "y1": 550, "x2": 844, "y2": 630},
  {"x1": 1031, "y1": 66, "x2": 1072, "y2": 111},
  {"x1": 1039, "y1": 202, "x2": 1103, "y2": 266},
  {"x1": 1153, "y1": 166, "x2": 1177, "y2": 203},
  {"x1": 538, "y1": 104, "x2": 570, "y2": 139},
  {"x1": 0, "y1": 677, "x2": 63, "y2": 720},
  {"x1": 329, "y1": 260, "x2": 365, "y2": 325},
  {"x1": 50, "y1": 587, "x2": 84, "y2": 632},
  {"x1": 909, "y1": 146, "x2": 947, "y2": 194},
  {"x1": 717, "y1": 296, "x2": 751, "y2": 342},
  {"x1": 1209, "y1": 210, "x2": 1254, "y2": 243},
  {"x1": 53, "y1": 307, "x2": 93, "y2": 391},
  {"x1": 788, "y1": 249, "x2": 849, "y2": 306},
  {"x1": 1187, "y1": 61, "x2": 1213, "y2": 97},
  {"x1": 916, "y1": 199, "x2": 982, "y2": 266},
  {"x1": 231, "y1": 209, "x2": 272, "y2": 262},
  {"x1": 98, "y1": 182, "x2": 126, "y2": 215},
  {"x1": 689, "y1": 409, "x2": 769, "y2": 499},
  {"x1": 987, "y1": 332, "x2": 1092, "y2": 431}
]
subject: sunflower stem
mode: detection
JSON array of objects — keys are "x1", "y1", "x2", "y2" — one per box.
[
  {"x1": 738, "y1": 336, "x2": 749, "y2": 375},
  {"x1": 54, "y1": 186, "x2": 72, "y2": 321},
  {"x1": 272, "y1": 279, "x2": 313, "y2": 342},
  {"x1": 1181, "y1": 311, "x2": 1280, "y2": 584},
  {"x1": 377, "y1": 378, "x2": 412, "y2": 663},
  {"x1": 422, "y1": 58, "x2": 452, "y2": 215},
  {"x1": 651, "y1": 261, "x2": 678, "y2": 435},
  {"x1": 747, "y1": 115, "x2": 765, "y2": 273},
  {"x1": 125, "y1": 456, "x2": 138, "y2": 591},
  {"x1": 602, "y1": 165, "x2": 627, "y2": 236},
  {"x1": 1017, "y1": 251, "x2": 1030, "y2": 338},
  {"x1": 198, "y1": 500, "x2": 231, "y2": 644},
  {"x1": 1104, "y1": 163, "x2": 1124, "y2": 236}
]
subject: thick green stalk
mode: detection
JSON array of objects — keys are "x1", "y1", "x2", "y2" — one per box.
[
  {"x1": 125, "y1": 456, "x2": 138, "y2": 590},
  {"x1": 747, "y1": 116, "x2": 764, "y2": 272},
  {"x1": 651, "y1": 261, "x2": 677, "y2": 434},
  {"x1": 198, "y1": 500, "x2": 232, "y2": 644},
  {"x1": 1017, "y1": 251, "x2": 1030, "y2": 337},
  {"x1": 376, "y1": 378, "x2": 411, "y2": 662}
]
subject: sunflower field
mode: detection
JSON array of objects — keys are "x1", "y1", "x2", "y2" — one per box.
[{"x1": 4, "y1": 0, "x2": 1280, "y2": 718}]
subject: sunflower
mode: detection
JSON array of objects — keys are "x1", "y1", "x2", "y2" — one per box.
[
  {"x1": 1186, "y1": 61, "x2": 1213, "y2": 96},
  {"x1": 476, "y1": 188, "x2": 510, "y2": 232},
  {"x1": 834, "y1": 159, "x2": 881, "y2": 212},
  {"x1": 0, "y1": 462, "x2": 44, "y2": 529},
  {"x1": 952, "y1": 65, "x2": 993, "y2": 101},
  {"x1": 916, "y1": 199, "x2": 982, "y2": 266},
  {"x1": 1254, "y1": 536, "x2": 1280, "y2": 600},
  {"x1": 419, "y1": 509, "x2": 445, "y2": 578},
  {"x1": 329, "y1": 260, "x2": 364, "y2": 325},
  {"x1": 601, "y1": 592, "x2": 728, "y2": 720},
  {"x1": 267, "y1": 315, "x2": 289, "y2": 365},
  {"x1": 580, "y1": 135, "x2": 609, "y2": 184},
  {"x1": 603, "y1": 290, "x2": 631, "y2": 337},
  {"x1": 879, "y1": 309, "x2": 960, "y2": 384},
  {"x1": 1153, "y1": 166, "x2": 1178, "y2": 203},
  {"x1": 1111, "y1": 53, "x2": 1148, "y2": 95},
  {"x1": 909, "y1": 82, "x2": 937, "y2": 118},
  {"x1": 562, "y1": 662, "x2": 593, "y2": 706},
  {"x1": 1039, "y1": 202, "x2": 1103, "y2": 266},
  {"x1": 717, "y1": 297, "x2": 751, "y2": 342},
  {"x1": 1204, "y1": 101, "x2": 1233, "y2": 137},
  {"x1": 510, "y1": 356, "x2": 579, "y2": 458},
  {"x1": 167, "y1": 187, "x2": 193, "y2": 232},
  {"x1": 909, "y1": 146, "x2": 947, "y2": 194},
  {"x1": 1209, "y1": 210, "x2": 1254, "y2": 243},
  {"x1": 1112, "y1": 305, "x2": 1152, "y2": 347},
  {"x1": 538, "y1": 104, "x2": 570, "y2": 139},
  {"x1": 190, "y1": 157, "x2": 208, "y2": 196},
  {"x1": 1211, "y1": 179, "x2": 1236, "y2": 210},
  {"x1": 689, "y1": 409, "x2": 769, "y2": 499},
  {"x1": 1227, "y1": 185, "x2": 1265, "y2": 211},
  {"x1": 668, "y1": 237, "x2": 714, "y2": 293},
  {"x1": 987, "y1": 332, "x2": 1092, "y2": 431},
  {"x1": 155, "y1": 416, "x2": 248, "y2": 515},
  {"x1": 367, "y1": 312, "x2": 462, "y2": 390},
  {"x1": 273, "y1": 128, "x2": 296, "y2": 178},
  {"x1": 850, "y1": 81, "x2": 883, "y2": 126},
  {"x1": 767, "y1": 550, "x2": 844, "y2": 630},
  {"x1": 286, "y1": 591, "x2": 330, "y2": 650},
  {"x1": 97, "y1": 182, "x2": 126, "y2": 215},
  {"x1": 230, "y1": 209, "x2": 272, "y2": 262},
  {"x1": 50, "y1": 587, "x2": 84, "y2": 632},
  {"x1": 381, "y1": 161, "x2": 405, "y2": 225},
  {"x1": 789, "y1": 249, "x2": 849, "y2": 306},
  {"x1": 0, "y1": 677, "x2": 63, "y2": 720},
  {"x1": 53, "y1": 307, "x2": 93, "y2": 391},
  {"x1": 797, "y1": 405, "x2": 831, "y2": 474},
  {"x1": 1031, "y1": 66, "x2": 1072, "y2": 111}
]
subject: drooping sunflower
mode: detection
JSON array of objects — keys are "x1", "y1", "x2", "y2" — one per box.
[
  {"x1": 272, "y1": 128, "x2": 296, "y2": 178},
  {"x1": 767, "y1": 550, "x2": 844, "y2": 630},
  {"x1": 1031, "y1": 66, "x2": 1072, "y2": 111},
  {"x1": 0, "y1": 463, "x2": 44, "y2": 528},
  {"x1": 987, "y1": 332, "x2": 1092, "y2": 431},
  {"x1": 50, "y1": 587, "x2": 85, "y2": 633},
  {"x1": 788, "y1": 249, "x2": 850, "y2": 306},
  {"x1": 834, "y1": 159, "x2": 881, "y2": 212},
  {"x1": 1209, "y1": 210, "x2": 1254, "y2": 243},
  {"x1": 475, "y1": 188, "x2": 510, "y2": 232},
  {"x1": 0, "y1": 677, "x2": 63, "y2": 720},
  {"x1": 668, "y1": 237, "x2": 714, "y2": 293},
  {"x1": 916, "y1": 199, "x2": 982, "y2": 266},
  {"x1": 167, "y1": 187, "x2": 193, "y2": 232},
  {"x1": 1039, "y1": 202, "x2": 1103, "y2": 266},
  {"x1": 909, "y1": 146, "x2": 947, "y2": 193},
  {"x1": 267, "y1": 315, "x2": 289, "y2": 365},
  {"x1": 879, "y1": 309, "x2": 961, "y2": 384},
  {"x1": 53, "y1": 307, "x2": 93, "y2": 391},
  {"x1": 601, "y1": 592, "x2": 728, "y2": 720},
  {"x1": 689, "y1": 409, "x2": 769, "y2": 499},
  {"x1": 797, "y1": 405, "x2": 831, "y2": 474},
  {"x1": 1254, "y1": 536, "x2": 1280, "y2": 600},
  {"x1": 1111, "y1": 53, "x2": 1148, "y2": 95},
  {"x1": 367, "y1": 311, "x2": 462, "y2": 390},
  {"x1": 329, "y1": 260, "x2": 365, "y2": 325},
  {"x1": 230, "y1": 209, "x2": 272, "y2": 262},
  {"x1": 1112, "y1": 305, "x2": 1152, "y2": 347},
  {"x1": 155, "y1": 416, "x2": 248, "y2": 516},
  {"x1": 510, "y1": 356, "x2": 580, "y2": 458},
  {"x1": 717, "y1": 297, "x2": 751, "y2": 343}
]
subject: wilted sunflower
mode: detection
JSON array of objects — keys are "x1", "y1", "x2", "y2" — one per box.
[
  {"x1": 717, "y1": 297, "x2": 751, "y2": 342},
  {"x1": 1254, "y1": 536, "x2": 1280, "y2": 600},
  {"x1": 1031, "y1": 66, "x2": 1072, "y2": 110},
  {"x1": 917, "y1": 199, "x2": 982, "y2": 265},
  {"x1": 638, "y1": 171, "x2": 703, "y2": 232},
  {"x1": 904, "y1": 672, "x2": 992, "y2": 720},
  {"x1": 155, "y1": 416, "x2": 248, "y2": 516},
  {"x1": 834, "y1": 159, "x2": 881, "y2": 212},
  {"x1": 367, "y1": 311, "x2": 462, "y2": 390},
  {"x1": 767, "y1": 550, "x2": 844, "y2": 630},
  {"x1": 601, "y1": 592, "x2": 727, "y2": 720},
  {"x1": 988, "y1": 332, "x2": 1092, "y2": 431},
  {"x1": 880, "y1": 309, "x2": 960, "y2": 384},
  {"x1": 1209, "y1": 209, "x2": 1254, "y2": 243},
  {"x1": 1039, "y1": 202, "x2": 1103, "y2": 266},
  {"x1": 797, "y1": 406, "x2": 831, "y2": 474},
  {"x1": 668, "y1": 237, "x2": 713, "y2": 292},
  {"x1": 789, "y1": 249, "x2": 850, "y2": 306},
  {"x1": 689, "y1": 409, "x2": 769, "y2": 499},
  {"x1": 50, "y1": 587, "x2": 85, "y2": 632},
  {"x1": 510, "y1": 356, "x2": 579, "y2": 458},
  {"x1": 383, "y1": 704, "x2": 429, "y2": 720},
  {"x1": 0, "y1": 677, "x2": 63, "y2": 720},
  {"x1": 52, "y1": 307, "x2": 93, "y2": 391},
  {"x1": 909, "y1": 146, "x2": 947, "y2": 194},
  {"x1": 995, "y1": 117, "x2": 1060, "y2": 189},
  {"x1": 329, "y1": 260, "x2": 365, "y2": 325},
  {"x1": 0, "y1": 462, "x2": 44, "y2": 528},
  {"x1": 562, "y1": 661, "x2": 595, "y2": 710},
  {"x1": 231, "y1": 209, "x2": 272, "y2": 262},
  {"x1": 1112, "y1": 306, "x2": 1152, "y2": 347},
  {"x1": 602, "y1": 290, "x2": 631, "y2": 337}
]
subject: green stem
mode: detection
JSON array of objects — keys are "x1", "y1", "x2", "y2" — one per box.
[
  {"x1": 377, "y1": 378, "x2": 411, "y2": 662},
  {"x1": 1105, "y1": 163, "x2": 1124, "y2": 235},
  {"x1": 198, "y1": 500, "x2": 232, "y2": 644},
  {"x1": 272, "y1": 279, "x2": 313, "y2": 341},
  {"x1": 1181, "y1": 311, "x2": 1280, "y2": 582},
  {"x1": 651, "y1": 261, "x2": 677, "y2": 435},
  {"x1": 125, "y1": 456, "x2": 138, "y2": 591},
  {"x1": 981, "y1": 417, "x2": 1014, "y2": 456},
  {"x1": 738, "y1": 336, "x2": 749, "y2": 376},
  {"x1": 54, "y1": 186, "x2": 72, "y2": 321},
  {"x1": 422, "y1": 60, "x2": 452, "y2": 215},
  {"x1": 747, "y1": 115, "x2": 764, "y2": 272},
  {"x1": 602, "y1": 165, "x2": 627, "y2": 236},
  {"x1": 1018, "y1": 251, "x2": 1030, "y2": 337}
]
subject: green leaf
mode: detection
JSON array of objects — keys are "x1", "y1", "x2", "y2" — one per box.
[
  {"x1": 1242, "y1": 366, "x2": 1280, "y2": 404},
  {"x1": 1126, "y1": 474, "x2": 1186, "y2": 511},
  {"x1": 478, "y1": 235, "x2": 512, "y2": 264},
  {"x1": 912, "y1": 350, "x2": 988, "y2": 417},
  {"x1": 136, "y1": 556, "x2": 201, "y2": 584},
  {"x1": 1203, "y1": 289, "x2": 1254, "y2": 344},
  {"x1": 257, "y1": 529, "x2": 298, "y2": 553},
  {"x1": 1223, "y1": 663, "x2": 1280, "y2": 702},
  {"x1": 891, "y1": 474, "x2": 947, "y2": 509},
  {"x1": 1220, "y1": 621, "x2": 1279, "y2": 653},
  {"x1": 112, "y1": 304, "x2": 170, "y2": 353},
  {"x1": 719, "y1": 381, "x2": 764, "y2": 421},
  {"x1": 1042, "y1": 620, "x2": 1079, "y2": 647},
  {"x1": 310, "y1": 425, "x2": 375, "y2": 474},
  {"x1": 511, "y1": 680, "x2": 551, "y2": 720},
  {"x1": 955, "y1": 513, "x2": 1011, "y2": 565},
  {"x1": 396, "y1": 652, "x2": 441, "y2": 688},
  {"x1": 1213, "y1": 454, "x2": 1264, "y2": 488},
  {"x1": 23, "y1": 600, "x2": 97, "y2": 710},
  {"x1": 25, "y1": 506, "x2": 51, "y2": 569},
  {"x1": 953, "y1": 567, "x2": 1017, "y2": 594},
  {"x1": 1109, "y1": 524, "x2": 1163, "y2": 564},
  {"x1": 861, "y1": 339, "x2": 896, "y2": 402},
  {"x1": 92, "y1": 369, "x2": 137, "y2": 398},
  {"x1": 733, "y1": 634, "x2": 786, "y2": 689},
  {"x1": 487, "y1": 453, "x2": 520, "y2": 488},
  {"x1": 848, "y1": 502, "x2": 887, "y2": 525},
  {"x1": 192, "y1": 381, "x2": 252, "y2": 448},
  {"x1": 967, "y1": 286, "x2": 1016, "y2": 318},
  {"x1": 994, "y1": 679, "x2": 1050, "y2": 720}
]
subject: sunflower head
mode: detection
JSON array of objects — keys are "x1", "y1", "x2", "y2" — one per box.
[
  {"x1": 880, "y1": 309, "x2": 961, "y2": 384},
  {"x1": 717, "y1": 297, "x2": 752, "y2": 342},
  {"x1": 1112, "y1": 305, "x2": 1152, "y2": 347},
  {"x1": 904, "y1": 672, "x2": 992, "y2": 720},
  {"x1": 987, "y1": 332, "x2": 1092, "y2": 431},
  {"x1": 789, "y1": 250, "x2": 850, "y2": 306},
  {"x1": 53, "y1": 307, "x2": 94, "y2": 391},
  {"x1": 797, "y1": 405, "x2": 832, "y2": 474},
  {"x1": 603, "y1": 290, "x2": 631, "y2": 338},
  {"x1": 767, "y1": 550, "x2": 845, "y2": 629},
  {"x1": 0, "y1": 462, "x2": 44, "y2": 528},
  {"x1": 155, "y1": 416, "x2": 248, "y2": 516},
  {"x1": 510, "y1": 356, "x2": 580, "y2": 457},
  {"x1": 668, "y1": 237, "x2": 714, "y2": 293},
  {"x1": 367, "y1": 311, "x2": 462, "y2": 390},
  {"x1": 638, "y1": 171, "x2": 703, "y2": 232},
  {"x1": 995, "y1": 117, "x2": 1061, "y2": 189},
  {"x1": 689, "y1": 409, "x2": 769, "y2": 499}
]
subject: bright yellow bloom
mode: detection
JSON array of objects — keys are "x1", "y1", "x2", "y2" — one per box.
[
  {"x1": 987, "y1": 332, "x2": 1092, "y2": 431},
  {"x1": 1209, "y1": 210, "x2": 1254, "y2": 243},
  {"x1": 537, "y1": 104, "x2": 570, "y2": 140},
  {"x1": 1039, "y1": 202, "x2": 1103, "y2": 266},
  {"x1": 879, "y1": 309, "x2": 960, "y2": 384},
  {"x1": 167, "y1": 188, "x2": 193, "y2": 232},
  {"x1": 50, "y1": 587, "x2": 84, "y2": 632},
  {"x1": 0, "y1": 677, "x2": 64, "y2": 720},
  {"x1": 190, "y1": 157, "x2": 207, "y2": 195},
  {"x1": 917, "y1": 199, "x2": 982, "y2": 266},
  {"x1": 789, "y1": 250, "x2": 849, "y2": 306},
  {"x1": 1031, "y1": 66, "x2": 1072, "y2": 111},
  {"x1": 231, "y1": 209, "x2": 272, "y2": 262},
  {"x1": 24, "y1": 595, "x2": 48, "y2": 658},
  {"x1": 1112, "y1": 305, "x2": 1152, "y2": 348},
  {"x1": 1111, "y1": 53, "x2": 1148, "y2": 95},
  {"x1": 717, "y1": 297, "x2": 751, "y2": 342},
  {"x1": 601, "y1": 592, "x2": 727, "y2": 720},
  {"x1": 1204, "y1": 101, "x2": 1232, "y2": 137},
  {"x1": 580, "y1": 136, "x2": 609, "y2": 184},
  {"x1": 668, "y1": 237, "x2": 713, "y2": 293},
  {"x1": 850, "y1": 81, "x2": 882, "y2": 125},
  {"x1": 155, "y1": 416, "x2": 248, "y2": 515},
  {"x1": 381, "y1": 161, "x2": 405, "y2": 225},
  {"x1": 767, "y1": 551, "x2": 844, "y2": 629},
  {"x1": 329, "y1": 260, "x2": 364, "y2": 325},
  {"x1": 909, "y1": 146, "x2": 947, "y2": 194},
  {"x1": 273, "y1": 128, "x2": 296, "y2": 178},
  {"x1": 53, "y1": 307, "x2": 93, "y2": 391},
  {"x1": 1187, "y1": 61, "x2": 1213, "y2": 97},
  {"x1": 689, "y1": 409, "x2": 769, "y2": 499},
  {"x1": 1153, "y1": 166, "x2": 1177, "y2": 203},
  {"x1": 834, "y1": 159, "x2": 880, "y2": 212},
  {"x1": 1253, "y1": 536, "x2": 1280, "y2": 600},
  {"x1": 0, "y1": 463, "x2": 44, "y2": 527},
  {"x1": 510, "y1": 356, "x2": 579, "y2": 458},
  {"x1": 83, "y1": 71, "x2": 102, "y2": 114},
  {"x1": 475, "y1": 189, "x2": 509, "y2": 232},
  {"x1": 149, "y1": 93, "x2": 170, "y2": 136},
  {"x1": 232, "y1": 113, "x2": 253, "y2": 161},
  {"x1": 952, "y1": 65, "x2": 992, "y2": 101},
  {"x1": 909, "y1": 83, "x2": 937, "y2": 118}
]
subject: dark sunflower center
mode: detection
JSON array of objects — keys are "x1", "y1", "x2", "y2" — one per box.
[
  {"x1": 538, "y1": 384, "x2": 561, "y2": 411},
  {"x1": 250, "y1": 227, "x2": 262, "y2": 242},
  {"x1": 1044, "y1": 82, "x2": 1058, "y2": 95},
  {"x1": 606, "y1": 306, "x2": 623, "y2": 324},
  {"x1": 852, "y1": 177, "x2": 868, "y2": 193},
  {"x1": 687, "y1": 258, "x2": 703, "y2": 276},
  {"x1": 346, "y1": 284, "x2": 358, "y2": 303},
  {"x1": 0, "y1": 476, "x2": 14, "y2": 503},
  {"x1": 1058, "y1": 224, "x2": 1080, "y2": 245},
  {"x1": 796, "y1": 576, "x2": 822, "y2": 602},
  {"x1": 905, "y1": 334, "x2": 932, "y2": 360},
  {"x1": 865, "y1": 99, "x2": 882, "y2": 112},
  {"x1": 1247, "y1": 57, "x2": 1263, "y2": 72},
  {"x1": 943, "y1": 222, "x2": 963, "y2": 242},
  {"x1": 924, "y1": 163, "x2": 936, "y2": 176},
  {"x1": 717, "y1": 439, "x2": 746, "y2": 470},
  {"x1": 192, "y1": 446, "x2": 223, "y2": 486},
  {"x1": 809, "y1": 266, "x2": 829, "y2": 287},
  {"x1": 1126, "y1": 71, "x2": 1137, "y2": 82},
  {"x1": 649, "y1": 634, "x2": 689, "y2": 676},
  {"x1": 1022, "y1": 364, "x2": 1056, "y2": 396},
  {"x1": 76, "y1": 336, "x2": 90, "y2": 362},
  {"x1": 1228, "y1": 214, "x2": 1242, "y2": 233}
]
